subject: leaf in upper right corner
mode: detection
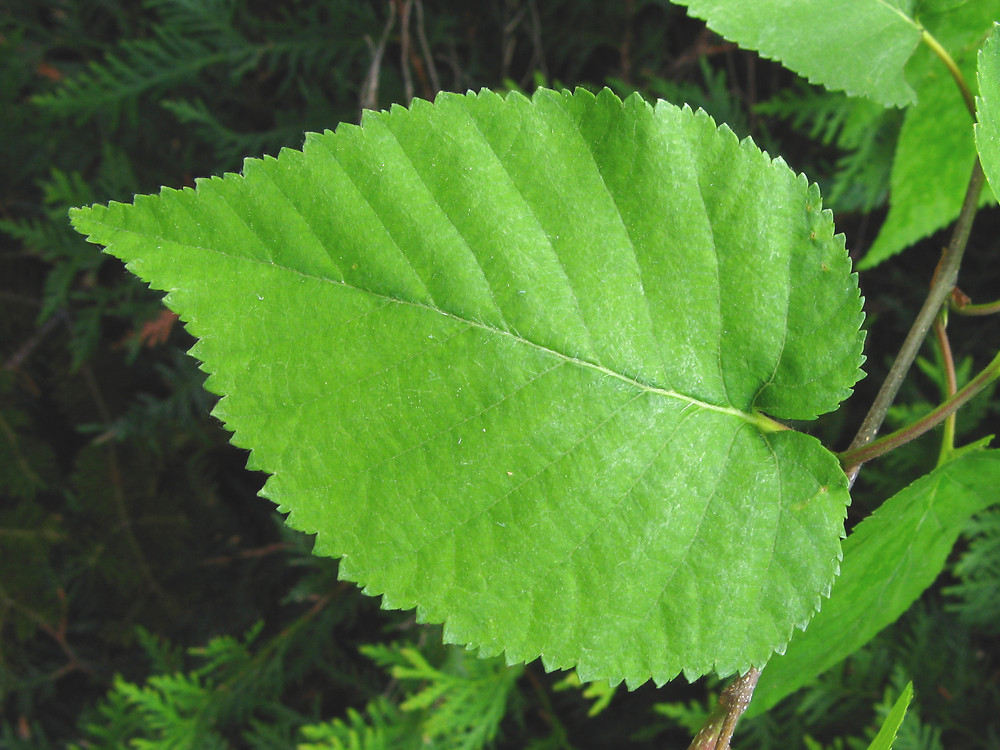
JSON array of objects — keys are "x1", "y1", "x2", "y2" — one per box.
[
  {"x1": 975, "y1": 23, "x2": 1000, "y2": 195},
  {"x1": 674, "y1": 0, "x2": 923, "y2": 107},
  {"x1": 747, "y1": 449, "x2": 1000, "y2": 716},
  {"x1": 867, "y1": 683, "x2": 914, "y2": 750},
  {"x1": 858, "y1": 3, "x2": 999, "y2": 269}
]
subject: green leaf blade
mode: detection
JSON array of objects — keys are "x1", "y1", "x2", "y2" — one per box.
[
  {"x1": 859, "y1": 68, "x2": 981, "y2": 269},
  {"x1": 976, "y1": 23, "x2": 1000, "y2": 195},
  {"x1": 70, "y1": 88, "x2": 864, "y2": 686},
  {"x1": 867, "y1": 683, "x2": 914, "y2": 750},
  {"x1": 674, "y1": 1, "x2": 922, "y2": 106}
]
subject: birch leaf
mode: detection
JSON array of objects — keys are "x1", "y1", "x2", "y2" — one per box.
[{"x1": 70, "y1": 88, "x2": 864, "y2": 687}]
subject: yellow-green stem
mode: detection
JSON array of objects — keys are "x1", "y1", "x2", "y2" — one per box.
[
  {"x1": 953, "y1": 297, "x2": 1000, "y2": 316},
  {"x1": 922, "y1": 29, "x2": 977, "y2": 118}
]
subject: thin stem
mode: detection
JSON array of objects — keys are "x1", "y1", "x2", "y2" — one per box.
[
  {"x1": 932, "y1": 312, "x2": 957, "y2": 465},
  {"x1": 952, "y1": 297, "x2": 1000, "y2": 316},
  {"x1": 838, "y1": 349, "x2": 1000, "y2": 469},
  {"x1": 843, "y1": 160, "x2": 986, "y2": 485},
  {"x1": 687, "y1": 668, "x2": 761, "y2": 750},
  {"x1": 921, "y1": 29, "x2": 977, "y2": 119}
]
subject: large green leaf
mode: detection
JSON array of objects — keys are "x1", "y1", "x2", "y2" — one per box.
[
  {"x1": 748, "y1": 450, "x2": 1000, "y2": 715},
  {"x1": 860, "y1": 4, "x2": 998, "y2": 268},
  {"x1": 673, "y1": 0, "x2": 923, "y2": 106},
  {"x1": 70, "y1": 88, "x2": 864, "y2": 686},
  {"x1": 976, "y1": 23, "x2": 1000, "y2": 195}
]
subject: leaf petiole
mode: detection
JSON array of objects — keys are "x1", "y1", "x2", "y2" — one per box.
[
  {"x1": 921, "y1": 29, "x2": 977, "y2": 119},
  {"x1": 750, "y1": 411, "x2": 791, "y2": 434},
  {"x1": 951, "y1": 296, "x2": 1000, "y2": 316},
  {"x1": 838, "y1": 349, "x2": 1000, "y2": 470}
]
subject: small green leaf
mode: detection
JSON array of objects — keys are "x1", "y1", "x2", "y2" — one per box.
[
  {"x1": 749, "y1": 450, "x2": 1000, "y2": 715},
  {"x1": 70, "y1": 88, "x2": 864, "y2": 687},
  {"x1": 976, "y1": 23, "x2": 1000, "y2": 195},
  {"x1": 867, "y1": 683, "x2": 914, "y2": 750},
  {"x1": 674, "y1": 0, "x2": 922, "y2": 106}
]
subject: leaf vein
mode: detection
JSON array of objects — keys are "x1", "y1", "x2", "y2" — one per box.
[{"x1": 102, "y1": 225, "x2": 765, "y2": 425}]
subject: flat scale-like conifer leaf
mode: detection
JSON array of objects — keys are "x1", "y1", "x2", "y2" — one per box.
[
  {"x1": 674, "y1": 1, "x2": 923, "y2": 107},
  {"x1": 70, "y1": 88, "x2": 864, "y2": 686},
  {"x1": 749, "y1": 450, "x2": 1000, "y2": 715}
]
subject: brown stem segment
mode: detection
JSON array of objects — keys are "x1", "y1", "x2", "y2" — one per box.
[
  {"x1": 687, "y1": 668, "x2": 762, "y2": 750},
  {"x1": 932, "y1": 313, "x2": 957, "y2": 464},
  {"x1": 843, "y1": 160, "x2": 985, "y2": 485}
]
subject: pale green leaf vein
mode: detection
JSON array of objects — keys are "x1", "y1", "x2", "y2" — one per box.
[
  {"x1": 549, "y1": 93, "x2": 674, "y2": 388},
  {"x1": 752, "y1": 435, "x2": 784, "y2": 615},
  {"x1": 382, "y1": 118, "x2": 518, "y2": 332},
  {"x1": 451, "y1": 101, "x2": 601, "y2": 357},
  {"x1": 874, "y1": 0, "x2": 920, "y2": 29},
  {"x1": 691, "y1": 148, "x2": 730, "y2": 405},
  {"x1": 110, "y1": 227, "x2": 770, "y2": 420},
  {"x1": 291, "y1": 356, "x2": 567, "y2": 495},
  {"x1": 314, "y1": 135, "x2": 437, "y2": 306},
  {"x1": 258, "y1": 165, "x2": 346, "y2": 281},
  {"x1": 622, "y1": 423, "x2": 744, "y2": 658},
  {"x1": 531, "y1": 402, "x2": 699, "y2": 586}
]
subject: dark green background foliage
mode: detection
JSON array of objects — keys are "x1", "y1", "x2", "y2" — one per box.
[{"x1": 2, "y1": 1, "x2": 999, "y2": 748}]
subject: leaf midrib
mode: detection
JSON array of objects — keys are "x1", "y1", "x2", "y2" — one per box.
[{"x1": 94, "y1": 219, "x2": 783, "y2": 431}]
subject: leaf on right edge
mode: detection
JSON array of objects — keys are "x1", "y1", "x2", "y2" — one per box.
[
  {"x1": 976, "y1": 23, "x2": 1000, "y2": 194},
  {"x1": 867, "y1": 683, "x2": 914, "y2": 750},
  {"x1": 675, "y1": 0, "x2": 922, "y2": 107},
  {"x1": 748, "y1": 450, "x2": 1000, "y2": 716}
]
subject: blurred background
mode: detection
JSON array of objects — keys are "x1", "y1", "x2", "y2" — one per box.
[{"x1": 2, "y1": 1, "x2": 999, "y2": 748}]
